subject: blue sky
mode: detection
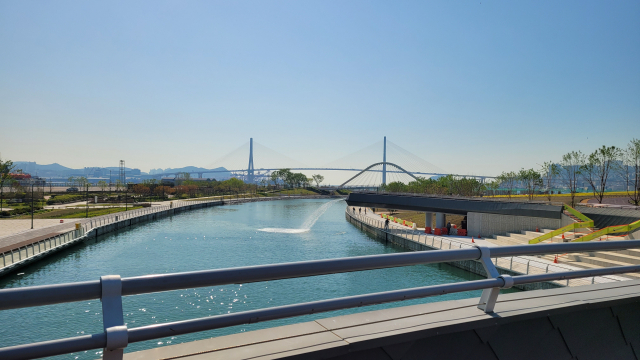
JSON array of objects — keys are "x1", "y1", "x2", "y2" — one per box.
[{"x1": 1, "y1": 0, "x2": 638, "y2": 179}]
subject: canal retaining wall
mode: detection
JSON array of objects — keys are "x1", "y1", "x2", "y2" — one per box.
[{"x1": 345, "y1": 209, "x2": 562, "y2": 291}]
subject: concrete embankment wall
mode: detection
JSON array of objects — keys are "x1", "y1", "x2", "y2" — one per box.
[
  {"x1": 467, "y1": 212, "x2": 574, "y2": 238},
  {"x1": 345, "y1": 211, "x2": 561, "y2": 291}
]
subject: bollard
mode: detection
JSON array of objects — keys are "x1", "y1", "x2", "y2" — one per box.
[{"x1": 75, "y1": 223, "x2": 81, "y2": 231}]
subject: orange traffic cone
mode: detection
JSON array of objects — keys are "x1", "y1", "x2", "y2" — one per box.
[
  {"x1": 562, "y1": 234, "x2": 565, "y2": 240},
  {"x1": 554, "y1": 255, "x2": 558, "y2": 264},
  {"x1": 472, "y1": 237, "x2": 475, "y2": 243}
]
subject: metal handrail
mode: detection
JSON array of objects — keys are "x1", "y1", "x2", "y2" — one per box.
[{"x1": 1, "y1": 238, "x2": 640, "y2": 360}]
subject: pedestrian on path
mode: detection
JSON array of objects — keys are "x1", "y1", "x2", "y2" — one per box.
[
  {"x1": 359, "y1": 208, "x2": 361, "y2": 215},
  {"x1": 384, "y1": 218, "x2": 390, "y2": 231},
  {"x1": 446, "y1": 222, "x2": 451, "y2": 234}
]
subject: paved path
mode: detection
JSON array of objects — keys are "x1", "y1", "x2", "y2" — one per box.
[{"x1": 0, "y1": 219, "x2": 88, "y2": 253}]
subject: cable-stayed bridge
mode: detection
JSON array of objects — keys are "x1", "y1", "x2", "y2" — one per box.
[{"x1": 152, "y1": 137, "x2": 495, "y2": 187}]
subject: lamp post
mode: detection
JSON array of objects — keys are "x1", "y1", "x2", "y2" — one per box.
[
  {"x1": 31, "y1": 180, "x2": 34, "y2": 229},
  {"x1": 86, "y1": 183, "x2": 89, "y2": 218}
]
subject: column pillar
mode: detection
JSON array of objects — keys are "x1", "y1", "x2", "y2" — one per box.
[
  {"x1": 435, "y1": 213, "x2": 446, "y2": 229},
  {"x1": 425, "y1": 212, "x2": 433, "y2": 229}
]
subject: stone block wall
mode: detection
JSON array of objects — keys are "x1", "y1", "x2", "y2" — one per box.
[{"x1": 467, "y1": 212, "x2": 569, "y2": 238}]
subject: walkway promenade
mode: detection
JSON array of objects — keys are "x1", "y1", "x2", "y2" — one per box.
[{"x1": 347, "y1": 207, "x2": 631, "y2": 287}]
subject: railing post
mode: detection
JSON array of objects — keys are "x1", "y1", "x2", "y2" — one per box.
[
  {"x1": 475, "y1": 245, "x2": 512, "y2": 313},
  {"x1": 101, "y1": 275, "x2": 127, "y2": 360}
]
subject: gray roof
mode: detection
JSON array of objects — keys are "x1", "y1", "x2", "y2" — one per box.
[
  {"x1": 576, "y1": 206, "x2": 640, "y2": 229},
  {"x1": 346, "y1": 192, "x2": 564, "y2": 219}
]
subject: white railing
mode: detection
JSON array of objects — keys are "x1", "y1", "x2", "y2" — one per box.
[{"x1": 345, "y1": 207, "x2": 630, "y2": 287}]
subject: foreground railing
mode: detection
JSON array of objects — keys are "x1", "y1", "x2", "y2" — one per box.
[{"x1": 1, "y1": 240, "x2": 640, "y2": 360}]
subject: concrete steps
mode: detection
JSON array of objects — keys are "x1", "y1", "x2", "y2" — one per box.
[
  {"x1": 487, "y1": 229, "x2": 555, "y2": 247},
  {"x1": 541, "y1": 251, "x2": 640, "y2": 279}
]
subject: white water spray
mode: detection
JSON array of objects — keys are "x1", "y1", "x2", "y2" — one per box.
[{"x1": 258, "y1": 199, "x2": 342, "y2": 234}]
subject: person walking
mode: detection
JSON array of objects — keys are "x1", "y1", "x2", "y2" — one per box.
[
  {"x1": 384, "y1": 218, "x2": 390, "y2": 231},
  {"x1": 446, "y1": 221, "x2": 451, "y2": 234},
  {"x1": 359, "y1": 208, "x2": 361, "y2": 215}
]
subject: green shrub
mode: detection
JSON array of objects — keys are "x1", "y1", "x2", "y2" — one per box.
[{"x1": 47, "y1": 194, "x2": 85, "y2": 205}]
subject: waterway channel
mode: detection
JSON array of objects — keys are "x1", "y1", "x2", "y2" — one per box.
[{"x1": 0, "y1": 198, "x2": 517, "y2": 359}]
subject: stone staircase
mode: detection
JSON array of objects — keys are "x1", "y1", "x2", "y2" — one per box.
[
  {"x1": 539, "y1": 249, "x2": 640, "y2": 279},
  {"x1": 487, "y1": 228, "x2": 640, "y2": 279},
  {"x1": 486, "y1": 229, "x2": 587, "y2": 246}
]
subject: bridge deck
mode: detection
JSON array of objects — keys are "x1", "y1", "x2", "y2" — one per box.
[{"x1": 124, "y1": 279, "x2": 640, "y2": 360}]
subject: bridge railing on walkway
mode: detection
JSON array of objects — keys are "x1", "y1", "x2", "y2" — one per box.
[
  {"x1": 346, "y1": 207, "x2": 628, "y2": 286},
  {"x1": 1, "y1": 238, "x2": 640, "y2": 360}
]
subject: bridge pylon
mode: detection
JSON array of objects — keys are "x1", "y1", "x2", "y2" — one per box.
[
  {"x1": 382, "y1": 136, "x2": 387, "y2": 185},
  {"x1": 248, "y1": 138, "x2": 255, "y2": 183}
]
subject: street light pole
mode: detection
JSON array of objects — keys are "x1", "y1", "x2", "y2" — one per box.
[
  {"x1": 31, "y1": 180, "x2": 34, "y2": 229},
  {"x1": 86, "y1": 183, "x2": 89, "y2": 218}
]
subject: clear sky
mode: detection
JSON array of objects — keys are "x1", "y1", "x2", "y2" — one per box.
[{"x1": 1, "y1": 0, "x2": 638, "y2": 177}]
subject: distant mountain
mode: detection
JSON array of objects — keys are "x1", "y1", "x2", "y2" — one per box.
[{"x1": 36, "y1": 163, "x2": 75, "y2": 171}]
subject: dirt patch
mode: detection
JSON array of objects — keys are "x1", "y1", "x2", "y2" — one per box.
[{"x1": 376, "y1": 210, "x2": 464, "y2": 228}]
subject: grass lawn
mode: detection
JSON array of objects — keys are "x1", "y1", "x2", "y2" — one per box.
[{"x1": 12, "y1": 206, "x2": 143, "y2": 219}]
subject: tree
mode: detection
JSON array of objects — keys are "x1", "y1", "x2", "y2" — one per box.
[
  {"x1": 560, "y1": 151, "x2": 585, "y2": 207},
  {"x1": 98, "y1": 180, "x2": 108, "y2": 193},
  {"x1": 485, "y1": 180, "x2": 500, "y2": 197},
  {"x1": 0, "y1": 158, "x2": 16, "y2": 212},
  {"x1": 133, "y1": 184, "x2": 150, "y2": 198},
  {"x1": 276, "y1": 169, "x2": 293, "y2": 188},
  {"x1": 518, "y1": 168, "x2": 543, "y2": 201},
  {"x1": 115, "y1": 179, "x2": 123, "y2": 192},
  {"x1": 312, "y1": 174, "x2": 324, "y2": 187},
  {"x1": 580, "y1": 146, "x2": 622, "y2": 204},
  {"x1": 77, "y1": 176, "x2": 89, "y2": 189},
  {"x1": 540, "y1": 161, "x2": 561, "y2": 201},
  {"x1": 67, "y1": 176, "x2": 76, "y2": 187},
  {"x1": 270, "y1": 171, "x2": 280, "y2": 189},
  {"x1": 620, "y1": 139, "x2": 640, "y2": 206},
  {"x1": 497, "y1": 171, "x2": 518, "y2": 198}
]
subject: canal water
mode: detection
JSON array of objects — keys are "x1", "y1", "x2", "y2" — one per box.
[{"x1": 0, "y1": 199, "x2": 516, "y2": 359}]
